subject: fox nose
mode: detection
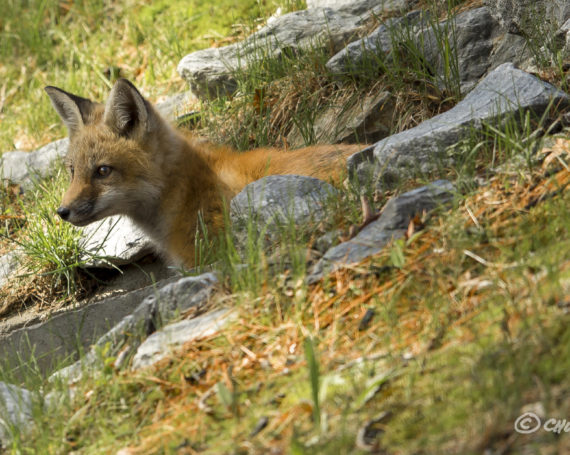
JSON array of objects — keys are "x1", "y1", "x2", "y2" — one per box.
[{"x1": 57, "y1": 206, "x2": 70, "y2": 220}]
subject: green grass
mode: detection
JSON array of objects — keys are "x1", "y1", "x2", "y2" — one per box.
[
  {"x1": 0, "y1": 163, "x2": 122, "y2": 314},
  {"x1": 0, "y1": 0, "x2": 306, "y2": 152}
]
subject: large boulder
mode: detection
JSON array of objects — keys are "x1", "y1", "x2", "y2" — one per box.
[
  {"x1": 326, "y1": 11, "x2": 424, "y2": 75},
  {"x1": 230, "y1": 174, "x2": 337, "y2": 234},
  {"x1": 178, "y1": 0, "x2": 418, "y2": 99},
  {"x1": 327, "y1": 7, "x2": 532, "y2": 92},
  {"x1": 419, "y1": 7, "x2": 504, "y2": 91},
  {"x1": 347, "y1": 63, "x2": 569, "y2": 188}
]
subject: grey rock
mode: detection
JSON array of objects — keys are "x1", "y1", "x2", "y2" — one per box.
[
  {"x1": 0, "y1": 250, "x2": 21, "y2": 289},
  {"x1": 313, "y1": 229, "x2": 343, "y2": 254},
  {"x1": 155, "y1": 91, "x2": 195, "y2": 121},
  {"x1": 487, "y1": 32, "x2": 531, "y2": 74},
  {"x1": 419, "y1": 7, "x2": 503, "y2": 91},
  {"x1": 287, "y1": 91, "x2": 394, "y2": 147},
  {"x1": 485, "y1": 0, "x2": 570, "y2": 34},
  {"x1": 347, "y1": 63, "x2": 569, "y2": 188},
  {"x1": 90, "y1": 273, "x2": 219, "y2": 363},
  {"x1": 80, "y1": 216, "x2": 155, "y2": 267},
  {"x1": 309, "y1": 180, "x2": 454, "y2": 281},
  {"x1": 231, "y1": 175, "x2": 336, "y2": 233},
  {"x1": 0, "y1": 139, "x2": 68, "y2": 190},
  {"x1": 328, "y1": 6, "x2": 534, "y2": 92},
  {"x1": 326, "y1": 11, "x2": 423, "y2": 75},
  {"x1": 49, "y1": 273, "x2": 218, "y2": 384},
  {"x1": 178, "y1": 8, "x2": 369, "y2": 99},
  {"x1": 1, "y1": 275, "x2": 175, "y2": 379},
  {"x1": 375, "y1": 179, "x2": 455, "y2": 229},
  {"x1": 0, "y1": 382, "x2": 33, "y2": 444},
  {"x1": 307, "y1": 0, "x2": 410, "y2": 16},
  {"x1": 131, "y1": 308, "x2": 233, "y2": 370},
  {"x1": 0, "y1": 260, "x2": 173, "y2": 337},
  {"x1": 562, "y1": 18, "x2": 570, "y2": 57}
]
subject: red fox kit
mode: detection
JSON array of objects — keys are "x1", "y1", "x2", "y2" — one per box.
[{"x1": 45, "y1": 79, "x2": 361, "y2": 267}]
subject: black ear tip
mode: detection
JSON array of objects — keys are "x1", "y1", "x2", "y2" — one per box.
[
  {"x1": 44, "y1": 86, "x2": 66, "y2": 97},
  {"x1": 115, "y1": 78, "x2": 140, "y2": 92}
]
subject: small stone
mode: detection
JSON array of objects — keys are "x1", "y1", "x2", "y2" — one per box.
[
  {"x1": 131, "y1": 308, "x2": 233, "y2": 369},
  {"x1": 358, "y1": 308, "x2": 375, "y2": 331},
  {"x1": 250, "y1": 416, "x2": 269, "y2": 437},
  {"x1": 0, "y1": 382, "x2": 33, "y2": 444}
]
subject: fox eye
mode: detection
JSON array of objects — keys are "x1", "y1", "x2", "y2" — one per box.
[
  {"x1": 96, "y1": 165, "x2": 112, "y2": 178},
  {"x1": 69, "y1": 165, "x2": 74, "y2": 177}
]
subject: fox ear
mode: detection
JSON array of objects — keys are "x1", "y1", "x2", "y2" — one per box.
[
  {"x1": 103, "y1": 79, "x2": 152, "y2": 140},
  {"x1": 44, "y1": 86, "x2": 96, "y2": 137}
]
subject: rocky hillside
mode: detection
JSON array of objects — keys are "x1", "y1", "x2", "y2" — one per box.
[{"x1": 0, "y1": 0, "x2": 569, "y2": 453}]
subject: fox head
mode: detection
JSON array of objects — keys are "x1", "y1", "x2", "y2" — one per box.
[{"x1": 45, "y1": 79, "x2": 173, "y2": 227}]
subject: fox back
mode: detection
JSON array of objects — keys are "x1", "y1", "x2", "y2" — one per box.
[{"x1": 45, "y1": 79, "x2": 361, "y2": 266}]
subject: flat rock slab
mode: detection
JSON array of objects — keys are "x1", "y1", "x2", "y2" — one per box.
[
  {"x1": 0, "y1": 381, "x2": 33, "y2": 444},
  {"x1": 347, "y1": 63, "x2": 569, "y2": 187},
  {"x1": 0, "y1": 277, "x2": 173, "y2": 377},
  {"x1": 178, "y1": 7, "x2": 371, "y2": 99},
  {"x1": 309, "y1": 180, "x2": 455, "y2": 281},
  {"x1": 50, "y1": 273, "x2": 219, "y2": 384},
  {"x1": 80, "y1": 216, "x2": 155, "y2": 267},
  {"x1": 131, "y1": 308, "x2": 233, "y2": 370},
  {"x1": 231, "y1": 175, "x2": 337, "y2": 233},
  {"x1": 0, "y1": 139, "x2": 68, "y2": 190}
]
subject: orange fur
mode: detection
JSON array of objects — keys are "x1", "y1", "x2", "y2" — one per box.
[{"x1": 45, "y1": 80, "x2": 362, "y2": 267}]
